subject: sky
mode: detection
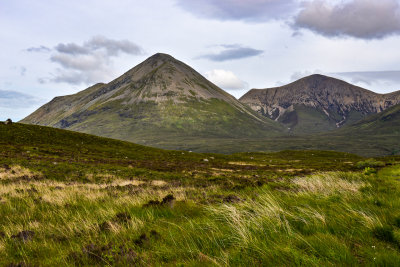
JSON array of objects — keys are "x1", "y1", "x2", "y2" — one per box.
[{"x1": 1, "y1": 0, "x2": 400, "y2": 121}]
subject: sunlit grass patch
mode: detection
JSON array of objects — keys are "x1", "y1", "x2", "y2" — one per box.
[
  {"x1": 292, "y1": 172, "x2": 367, "y2": 195},
  {"x1": 0, "y1": 165, "x2": 43, "y2": 181}
]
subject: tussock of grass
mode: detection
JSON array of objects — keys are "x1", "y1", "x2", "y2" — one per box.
[
  {"x1": 1, "y1": 166, "x2": 400, "y2": 265},
  {"x1": 293, "y1": 172, "x2": 367, "y2": 195},
  {"x1": 1, "y1": 124, "x2": 400, "y2": 265},
  {"x1": 0, "y1": 165, "x2": 43, "y2": 181}
]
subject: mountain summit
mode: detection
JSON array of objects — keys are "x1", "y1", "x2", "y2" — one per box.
[
  {"x1": 239, "y1": 74, "x2": 400, "y2": 134},
  {"x1": 22, "y1": 53, "x2": 281, "y2": 149}
]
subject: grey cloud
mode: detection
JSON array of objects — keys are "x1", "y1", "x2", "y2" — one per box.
[
  {"x1": 333, "y1": 71, "x2": 400, "y2": 85},
  {"x1": 20, "y1": 67, "x2": 26, "y2": 76},
  {"x1": 50, "y1": 53, "x2": 105, "y2": 71},
  {"x1": 26, "y1": 46, "x2": 51, "y2": 53},
  {"x1": 54, "y1": 36, "x2": 144, "y2": 56},
  {"x1": 293, "y1": 0, "x2": 400, "y2": 39},
  {"x1": 176, "y1": 0, "x2": 298, "y2": 21},
  {"x1": 55, "y1": 43, "x2": 90, "y2": 55},
  {"x1": 200, "y1": 45, "x2": 263, "y2": 61},
  {"x1": 86, "y1": 36, "x2": 143, "y2": 56},
  {"x1": 50, "y1": 69, "x2": 113, "y2": 85},
  {"x1": 0, "y1": 90, "x2": 44, "y2": 108},
  {"x1": 44, "y1": 36, "x2": 144, "y2": 85},
  {"x1": 220, "y1": 44, "x2": 241, "y2": 49}
]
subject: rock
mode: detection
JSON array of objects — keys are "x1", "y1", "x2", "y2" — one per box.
[
  {"x1": 11, "y1": 230, "x2": 35, "y2": 242},
  {"x1": 99, "y1": 221, "x2": 114, "y2": 232},
  {"x1": 203, "y1": 159, "x2": 209, "y2": 162},
  {"x1": 134, "y1": 233, "x2": 149, "y2": 246},
  {"x1": 143, "y1": 194, "x2": 176, "y2": 208},
  {"x1": 4, "y1": 118, "x2": 12, "y2": 125},
  {"x1": 113, "y1": 212, "x2": 131, "y2": 224},
  {"x1": 150, "y1": 229, "x2": 161, "y2": 239},
  {"x1": 161, "y1": 194, "x2": 176, "y2": 208},
  {"x1": 143, "y1": 200, "x2": 161, "y2": 207},
  {"x1": 2, "y1": 164, "x2": 11, "y2": 170},
  {"x1": 223, "y1": 194, "x2": 242, "y2": 203},
  {"x1": 7, "y1": 263, "x2": 31, "y2": 267}
]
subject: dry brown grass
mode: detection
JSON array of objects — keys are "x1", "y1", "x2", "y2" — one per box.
[
  {"x1": 0, "y1": 166, "x2": 203, "y2": 209},
  {"x1": 0, "y1": 165, "x2": 42, "y2": 181},
  {"x1": 228, "y1": 162, "x2": 266, "y2": 167},
  {"x1": 292, "y1": 172, "x2": 367, "y2": 195}
]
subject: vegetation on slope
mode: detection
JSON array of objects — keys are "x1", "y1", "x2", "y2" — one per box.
[
  {"x1": 1, "y1": 123, "x2": 400, "y2": 266},
  {"x1": 21, "y1": 53, "x2": 281, "y2": 145}
]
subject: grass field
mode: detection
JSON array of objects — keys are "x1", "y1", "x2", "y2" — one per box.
[{"x1": 1, "y1": 123, "x2": 400, "y2": 266}]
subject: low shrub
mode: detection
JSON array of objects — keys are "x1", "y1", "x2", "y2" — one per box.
[
  {"x1": 364, "y1": 167, "x2": 377, "y2": 175},
  {"x1": 356, "y1": 159, "x2": 385, "y2": 169},
  {"x1": 372, "y1": 226, "x2": 396, "y2": 244}
]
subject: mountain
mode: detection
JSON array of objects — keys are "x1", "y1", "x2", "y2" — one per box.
[
  {"x1": 21, "y1": 53, "x2": 281, "y2": 148},
  {"x1": 345, "y1": 103, "x2": 400, "y2": 135},
  {"x1": 239, "y1": 74, "x2": 400, "y2": 134}
]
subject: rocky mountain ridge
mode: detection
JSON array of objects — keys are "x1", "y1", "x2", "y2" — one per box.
[{"x1": 239, "y1": 74, "x2": 400, "y2": 133}]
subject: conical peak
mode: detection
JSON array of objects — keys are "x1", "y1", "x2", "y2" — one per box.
[{"x1": 145, "y1": 53, "x2": 176, "y2": 63}]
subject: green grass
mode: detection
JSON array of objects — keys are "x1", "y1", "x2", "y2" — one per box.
[{"x1": 1, "y1": 123, "x2": 400, "y2": 266}]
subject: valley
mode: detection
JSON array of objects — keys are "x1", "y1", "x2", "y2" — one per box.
[
  {"x1": 20, "y1": 54, "x2": 400, "y2": 157},
  {"x1": 1, "y1": 123, "x2": 400, "y2": 266}
]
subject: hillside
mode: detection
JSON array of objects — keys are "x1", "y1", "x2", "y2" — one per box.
[
  {"x1": 21, "y1": 53, "x2": 281, "y2": 146},
  {"x1": 239, "y1": 74, "x2": 400, "y2": 134},
  {"x1": 1, "y1": 122, "x2": 400, "y2": 266},
  {"x1": 148, "y1": 103, "x2": 400, "y2": 156},
  {"x1": 347, "y1": 103, "x2": 400, "y2": 134}
]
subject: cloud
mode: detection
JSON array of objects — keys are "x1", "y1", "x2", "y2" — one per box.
[
  {"x1": 43, "y1": 36, "x2": 144, "y2": 85},
  {"x1": 200, "y1": 45, "x2": 263, "y2": 61},
  {"x1": 332, "y1": 71, "x2": 400, "y2": 86},
  {"x1": 55, "y1": 43, "x2": 90, "y2": 55},
  {"x1": 293, "y1": 0, "x2": 400, "y2": 39},
  {"x1": 87, "y1": 36, "x2": 143, "y2": 56},
  {"x1": 205, "y1": 69, "x2": 247, "y2": 90},
  {"x1": 20, "y1": 67, "x2": 26, "y2": 76},
  {"x1": 26, "y1": 46, "x2": 51, "y2": 53},
  {"x1": 0, "y1": 90, "x2": 43, "y2": 108},
  {"x1": 54, "y1": 36, "x2": 143, "y2": 56},
  {"x1": 290, "y1": 70, "x2": 323, "y2": 82},
  {"x1": 176, "y1": 0, "x2": 297, "y2": 21}
]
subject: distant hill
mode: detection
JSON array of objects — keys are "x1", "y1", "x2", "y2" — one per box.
[
  {"x1": 21, "y1": 53, "x2": 282, "y2": 147},
  {"x1": 239, "y1": 74, "x2": 400, "y2": 134},
  {"x1": 344, "y1": 103, "x2": 400, "y2": 135}
]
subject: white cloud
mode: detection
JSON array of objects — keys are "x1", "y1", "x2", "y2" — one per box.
[
  {"x1": 290, "y1": 70, "x2": 324, "y2": 82},
  {"x1": 205, "y1": 69, "x2": 247, "y2": 90},
  {"x1": 293, "y1": 0, "x2": 400, "y2": 39}
]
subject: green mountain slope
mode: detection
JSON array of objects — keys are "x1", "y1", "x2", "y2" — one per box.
[
  {"x1": 240, "y1": 74, "x2": 400, "y2": 134},
  {"x1": 346, "y1": 103, "x2": 400, "y2": 134},
  {"x1": 21, "y1": 53, "x2": 282, "y2": 147},
  {"x1": 146, "y1": 104, "x2": 400, "y2": 157}
]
